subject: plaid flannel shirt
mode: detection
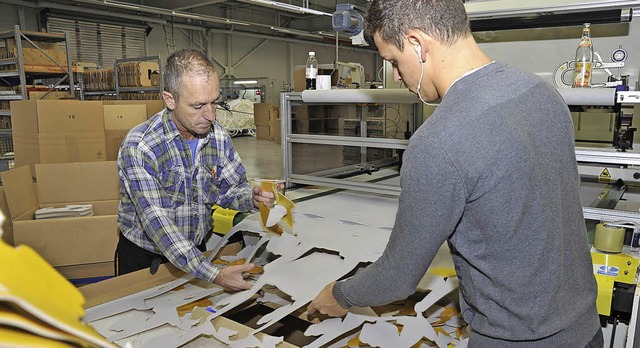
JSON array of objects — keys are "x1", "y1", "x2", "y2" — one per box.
[{"x1": 117, "y1": 109, "x2": 254, "y2": 282}]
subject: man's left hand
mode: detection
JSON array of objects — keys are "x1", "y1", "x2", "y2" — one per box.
[
  {"x1": 307, "y1": 281, "x2": 348, "y2": 317},
  {"x1": 252, "y1": 183, "x2": 284, "y2": 208}
]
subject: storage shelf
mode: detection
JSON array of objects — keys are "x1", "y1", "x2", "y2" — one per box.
[
  {"x1": 83, "y1": 90, "x2": 116, "y2": 96},
  {"x1": 0, "y1": 110, "x2": 10, "y2": 116},
  {"x1": 118, "y1": 86, "x2": 160, "y2": 93},
  {"x1": 0, "y1": 94, "x2": 23, "y2": 100},
  {"x1": 0, "y1": 71, "x2": 19, "y2": 78},
  {"x1": 0, "y1": 29, "x2": 66, "y2": 42},
  {"x1": 0, "y1": 58, "x2": 17, "y2": 66}
]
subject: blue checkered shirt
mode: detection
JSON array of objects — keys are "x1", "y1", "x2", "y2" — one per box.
[{"x1": 117, "y1": 109, "x2": 254, "y2": 282}]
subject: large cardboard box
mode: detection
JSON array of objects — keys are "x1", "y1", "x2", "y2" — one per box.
[
  {"x1": 11, "y1": 100, "x2": 107, "y2": 175},
  {"x1": 103, "y1": 99, "x2": 165, "y2": 119},
  {"x1": 253, "y1": 103, "x2": 279, "y2": 126},
  {"x1": 269, "y1": 116, "x2": 281, "y2": 144},
  {"x1": 256, "y1": 125, "x2": 270, "y2": 140},
  {"x1": 103, "y1": 104, "x2": 147, "y2": 161},
  {"x1": 28, "y1": 90, "x2": 74, "y2": 100},
  {"x1": 0, "y1": 162, "x2": 120, "y2": 281}
]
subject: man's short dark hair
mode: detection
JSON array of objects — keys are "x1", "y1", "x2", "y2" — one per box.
[
  {"x1": 164, "y1": 49, "x2": 217, "y2": 100},
  {"x1": 366, "y1": 0, "x2": 471, "y2": 50}
]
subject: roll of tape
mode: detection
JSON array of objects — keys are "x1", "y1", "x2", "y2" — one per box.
[{"x1": 594, "y1": 223, "x2": 625, "y2": 253}]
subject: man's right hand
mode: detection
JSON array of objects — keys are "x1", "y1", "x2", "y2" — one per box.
[{"x1": 213, "y1": 263, "x2": 255, "y2": 291}]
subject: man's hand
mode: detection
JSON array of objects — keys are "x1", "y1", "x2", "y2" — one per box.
[
  {"x1": 307, "y1": 281, "x2": 348, "y2": 317},
  {"x1": 252, "y1": 183, "x2": 284, "y2": 208},
  {"x1": 213, "y1": 263, "x2": 255, "y2": 291}
]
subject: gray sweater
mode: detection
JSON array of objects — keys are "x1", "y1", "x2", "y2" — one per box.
[{"x1": 333, "y1": 62, "x2": 600, "y2": 346}]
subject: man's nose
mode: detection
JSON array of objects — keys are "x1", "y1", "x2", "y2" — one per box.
[{"x1": 203, "y1": 104, "x2": 215, "y2": 121}]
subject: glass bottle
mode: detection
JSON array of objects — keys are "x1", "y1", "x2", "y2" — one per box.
[
  {"x1": 305, "y1": 51, "x2": 318, "y2": 90},
  {"x1": 573, "y1": 23, "x2": 594, "y2": 88}
]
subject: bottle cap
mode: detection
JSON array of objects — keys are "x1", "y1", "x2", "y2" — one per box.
[{"x1": 309, "y1": 51, "x2": 315, "y2": 56}]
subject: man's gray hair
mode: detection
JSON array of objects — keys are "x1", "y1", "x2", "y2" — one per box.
[
  {"x1": 164, "y1": 49, "x2": 217, "y2": 100},
  {"x1": 366, "y1": 0, "x2": 471, "y2": 50}
]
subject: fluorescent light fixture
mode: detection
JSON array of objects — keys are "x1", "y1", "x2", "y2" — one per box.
[
  {"x1": 239, "y1": 0, "x2": 332, "y2": 16},
  {"x1": 465, "y1": 0, "x2": 640, "y2": 19},
  {"x1": 103, "y1": 0, "x2": 141, "y2": 10},
  {"x1": 234, "y1": 80, "x2": 258, "y2": 85},
  {"x1": 271, "y1": 26, "x2": 323, "y2": 39}
]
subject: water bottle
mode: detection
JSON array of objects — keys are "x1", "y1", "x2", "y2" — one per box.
[
  {"x1": 305, "y1": 51, "x2": 318, "y2": 90},
  {"x1": 573, "y1": 23, "x2": 594, "y2": 88}
]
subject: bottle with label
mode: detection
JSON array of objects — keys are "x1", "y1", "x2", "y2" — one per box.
[
  {"x1": 573, "y1": 23, "x2": 594, "y2": 88},
  {"x1": 305, "y1": 51, "x2": 318, "y2": 90}
]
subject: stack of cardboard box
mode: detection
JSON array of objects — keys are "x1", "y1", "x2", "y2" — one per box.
[{"x1": 253, "y1": 103, "x2": 281, "y2": 144}]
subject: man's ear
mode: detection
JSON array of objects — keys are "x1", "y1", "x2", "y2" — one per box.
[{"x1": 162, "y1": 91, "x2": 175, "y2": 111}]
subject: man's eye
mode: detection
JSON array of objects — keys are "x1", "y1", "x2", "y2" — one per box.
[{"x1": 194, "y1": 105, "x2": 203, "y2": 110}]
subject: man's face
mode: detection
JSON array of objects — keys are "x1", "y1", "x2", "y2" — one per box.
[
  {"x1": 374, "y1": 32, "x2": 436, "y2": 101},
  {"x1": 164, "y1": 73, "x2": 220, "y2": 139}
]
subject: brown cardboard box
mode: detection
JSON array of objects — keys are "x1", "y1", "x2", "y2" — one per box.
[
  {"x1": 11, "y1": 100, "x2": 107, "y2": 175},
  {"x1": 269, "y1": 117, "x2": 281, "y2": 144},
  {"x1": 103, "y1": 104, "x2": 147, "y2": 161},
  {"x1": 28, "y1": 91, "x2": 74, "y2": 100},
  {"x1": 0, "y1": 162, "x2": 120, "y2": 281},
  {"x1": 253, "y1": 103, "x2": 279, "y2": 126},
  {"x1": 104, "y1": 100, "x2": 165, "y2": 119},
  {"x1": 256, "y1": 125, "x2": 270, "y2": 140},
  {"x1": 20, "y1": 47, "x2": 68, "y2": 67}
]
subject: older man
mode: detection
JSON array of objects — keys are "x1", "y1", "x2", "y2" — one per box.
[{"x1": 115, "y1": 49, "x2": 276, "y2": 290}]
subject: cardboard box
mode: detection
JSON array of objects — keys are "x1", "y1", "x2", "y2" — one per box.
[
  {"x1": 11, "y1": 100, "x2": 106, "y2": 175},
  {"x1": 28, "y1": 91, "x2": 74, "y2": 100},
  {"x1": 254, "y1": 103, "x2": 279, "y2": 126},
  {"x1": 256, "y1": 125, "x2": 270, "y2": 140},
  {"x1": 270, "y1": 117, "x2": 281, "y2": 144},
  {"x1": 104, "y1": 100, "x2": 165, "y2": 119},
  {"x1": 0, "y1": 162, "x2": 120, "y2": 280},
  {"x1": 20, "y1": 47, "x2": 68, "y2": 67},
  {"x1": 103, "y1": 104, "x2": 147, "y2": 161}
]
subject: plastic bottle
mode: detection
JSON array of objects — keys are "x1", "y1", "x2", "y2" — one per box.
[
  {"x1": 573, "y1": 23, "x2": 594, "y2": 88},
  {"x1": 305, "y1": 51, "x2": 318, "y2": 90}
]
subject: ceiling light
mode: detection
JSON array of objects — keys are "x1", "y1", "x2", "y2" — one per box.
[
  {"x1": 233, "y1": 80, "x2": 258, "y2": 85},
  {"x1": 239, "y1": 0, "x2": 331, "y2": 16}
]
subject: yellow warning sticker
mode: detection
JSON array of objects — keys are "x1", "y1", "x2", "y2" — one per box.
[{"x1": 599, "y1": 168, "x2": 612, "y2": 182}]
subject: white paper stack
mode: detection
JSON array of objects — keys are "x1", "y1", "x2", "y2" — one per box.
[{"x1": 35, "y1": 204, "x2": 94, "y2": 220}]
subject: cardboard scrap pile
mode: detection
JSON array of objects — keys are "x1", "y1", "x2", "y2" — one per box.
[
  {"x1": 0, "y1": 230, "x2": 114, "y2": 347},
  {"x1": 83, "y1": 69, "x2": 115, "y2": 91},
  {"x1": 80, "y1": 190, "x2": 468, "y2": 347},
  {"x1": 117, "y1": 61, "x2": 160, "y2": 88}
]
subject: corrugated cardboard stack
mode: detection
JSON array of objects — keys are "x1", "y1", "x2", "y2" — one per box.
[
  {"x1": 117, "y1": 61, "x2": 160, "y2": 87},
  {"x1": 83, "y1": 68, "x2": 116, "y2": 92}
]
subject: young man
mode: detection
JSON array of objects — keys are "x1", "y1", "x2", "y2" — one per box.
[
  {"x1": 116, "y1": 49, "x2": 277, "y2": 290},
  {"x1": 308, "y1": 0, "x2": 602, "y2": 346}
]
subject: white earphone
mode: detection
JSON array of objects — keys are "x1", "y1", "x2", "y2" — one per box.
[{"x1": 412, "y1": 43, "x2": 439, "y2": 106}]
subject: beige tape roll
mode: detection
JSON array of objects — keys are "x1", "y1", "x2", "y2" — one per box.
[{"x1": 594, "y1": 223, "x2": 625, "y2": 253}]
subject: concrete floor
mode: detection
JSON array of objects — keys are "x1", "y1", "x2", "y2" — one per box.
[{"x1": 232, "y1": 135, "x2": 284, "y2": 180}]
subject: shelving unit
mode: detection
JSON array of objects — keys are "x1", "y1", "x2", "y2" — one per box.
[
  {"x1": 80, "y1": 56, "x2": 162, "y2": 100},
  {"x1": 0, "y1": 25, "x2": 73, "y2": 160}
]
